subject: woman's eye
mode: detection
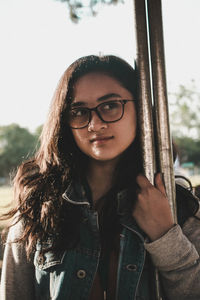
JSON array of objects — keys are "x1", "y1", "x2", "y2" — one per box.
[
  {"x1": 102, "y1": 101, "x2": 119, "y2": 111},
  {"x1": 71, "y1": 109, "x2": 87, "y2": 118}
]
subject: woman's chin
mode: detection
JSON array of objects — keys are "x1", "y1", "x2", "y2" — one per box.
[{"x1": 89, "y1": 152, "x2": 122, "y2": 164}]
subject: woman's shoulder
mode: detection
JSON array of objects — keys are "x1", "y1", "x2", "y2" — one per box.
[{"x1": 6, "y1": 216, "x2": 25, "y2": 243}]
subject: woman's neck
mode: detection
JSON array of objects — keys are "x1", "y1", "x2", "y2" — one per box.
[{"x1": 87, "y1": 159, "x2": 118, "y2": 204}]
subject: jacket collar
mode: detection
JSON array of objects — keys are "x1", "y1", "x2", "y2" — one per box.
[
  {"x1": 62, "y1": 181, "x2": 90, "y2": 207},
  {"x1": 62, "y1": 180, "x2": 129, "y2": 210}
]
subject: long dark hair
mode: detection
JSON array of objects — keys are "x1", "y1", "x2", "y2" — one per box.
[{"x1": 4, "y1": 55, "x2": 141, "y2": 258}]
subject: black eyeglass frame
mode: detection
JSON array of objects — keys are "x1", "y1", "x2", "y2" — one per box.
[{"x1": 68, "y1": 99, "x2": 135, "y2": 129}]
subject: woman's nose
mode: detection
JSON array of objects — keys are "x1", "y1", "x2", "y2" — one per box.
[{"x1": 87, "y1": 111, "x2": 107, "y2": 132}]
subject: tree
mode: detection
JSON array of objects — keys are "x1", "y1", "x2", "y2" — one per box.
[
  {"x1": 34, "y1": 124, "x2": 43, "y2": 151},
  {"x1": 0, "y1": 124, "x2": 39, "y2": 178},
  {"x1": 168, "y1": 82, "x2": 200, "y2": 165},
  {"x1": 174, "y1": 137, "x2": 200, "y2": 166},
  {"x1": 55, "y1": 0, "x2": 122, "y2": 22},
  {"x1": 35, "y1": 125, "x2": 43, "y2": 138},
  {"x1": 169, "y1": 83, "x2": 200, "y2": 139}
]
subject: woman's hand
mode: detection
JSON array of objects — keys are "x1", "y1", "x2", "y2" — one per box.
[{"x1": 132, "y1": 173, "x2": 175, "y2": 241}]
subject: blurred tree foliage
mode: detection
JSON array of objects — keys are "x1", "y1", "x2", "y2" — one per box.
[
  {"x1": 0, "y1": 124, "x2": 42, "y2": 178},
  {"x1": 169, "y1": 84, "x2": 200, "y2": 139},
  {"x1": 55, "y1": 0, "x2": 122, "y2": 22},
  {"x1": 174, "y1": 137, "x2": 200, "y2": 166},
  {"x1": 169, "y1": 83, "x2": 200, "y2": 166}
]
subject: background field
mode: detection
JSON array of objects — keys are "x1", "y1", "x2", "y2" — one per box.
[
  {"x1": 0, "y1": 186, "x2": 13, "y2": 276},
  {"x1": 0, "y1": 186, "x2": 13, "y2": 229},
  {"x1": 0, "y1": 186, "x2": 14, "y2": 276}
]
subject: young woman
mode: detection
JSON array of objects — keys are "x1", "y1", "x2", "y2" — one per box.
[{"x1": 1, "y1": 55, "x2": 200, "y2": 300}]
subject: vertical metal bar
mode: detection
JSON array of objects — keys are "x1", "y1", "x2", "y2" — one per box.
[
  {"x1": 147, "y1": 0, "x2": 177, "y2": 222},
  {"x1": 133, "y1": 0, "x2": 156, "y2": 185},
  {"x1": 133, "y1": 1, "x2": 162, "y2": 298}
]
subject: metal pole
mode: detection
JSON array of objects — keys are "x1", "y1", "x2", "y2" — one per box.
[
  {"x1": 133, "y1": 0, "x2": 156, "y2": 184},
  {"x1": 133, "y1": 1, "x2": 162, "y2": 298},
  {"x1": 147, "y1": 0, "x2": 177, "y2": 222}
]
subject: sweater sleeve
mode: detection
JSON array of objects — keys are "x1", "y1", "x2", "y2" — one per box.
[
  {"x1": 144, "y1": 207, "x2": 200, "y2": 300},
  {"x1": 0, "y1": 221, "x2": 35, "y2": 300}
]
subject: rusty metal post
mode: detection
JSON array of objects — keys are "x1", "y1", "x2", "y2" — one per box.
[
  {"x1": 133, "y1": 0, "x2": 156, "y2": 184},
  {"x1": 147, "y1": 0, "x2": 177, "y2": 222},
  {"x1": 133, "y1": 1, "x2": 162, "y2": 297}
]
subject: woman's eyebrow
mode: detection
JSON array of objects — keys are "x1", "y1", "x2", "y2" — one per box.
[
  {"x1": 70, "y1": 101, "x2": 86, "y2": 108},
  {"x1": 97, "y1": 93, "x2": 122, "y2": 101}
]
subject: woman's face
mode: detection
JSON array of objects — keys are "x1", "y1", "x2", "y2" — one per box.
[{"x1": 70, "y1": 72, "x2": 137, "y2": 164}]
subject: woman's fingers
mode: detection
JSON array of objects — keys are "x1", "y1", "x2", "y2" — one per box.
[
  {"x1": 136, "y1": 174, "x2": 153, "y2": 189},
  {"x1": 155, "y1": 173, "x2": 167, "y2": 196},
  {"x1": 133, "y1": 174, "x2": 174, "y2": 241},
  {"x1": 136, "y1": 173, "x2": 167, "y2": 196}
]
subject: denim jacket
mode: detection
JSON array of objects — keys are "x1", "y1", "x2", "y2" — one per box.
[{"x1": 34, "y1": 182, "x2": 151, "y2": 300}]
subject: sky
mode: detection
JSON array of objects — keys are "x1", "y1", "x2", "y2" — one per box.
[{"x1": 1, "y1": 0, "x2": 200, "y2": 132}]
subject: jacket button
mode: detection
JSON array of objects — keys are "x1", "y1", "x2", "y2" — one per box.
[
  {"x1": 77, "y1": 269, "x2": 86, "y2": 279},
  {"x1": 126, "y1": 264, "x2": 137, "y2": 271}
]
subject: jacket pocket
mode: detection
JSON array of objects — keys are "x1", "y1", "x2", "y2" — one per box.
[{"x1": 34, "y1": 248, "x2": 66, "y2": 270}]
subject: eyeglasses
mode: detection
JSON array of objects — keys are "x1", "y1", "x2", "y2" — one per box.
[{"x1": 67, "y1": 99, "x2": 134, "y2": 129}]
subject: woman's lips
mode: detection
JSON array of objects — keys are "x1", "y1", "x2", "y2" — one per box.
[{"x1": 90, "y1": 136, "x2": 114, "y2": 144}]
